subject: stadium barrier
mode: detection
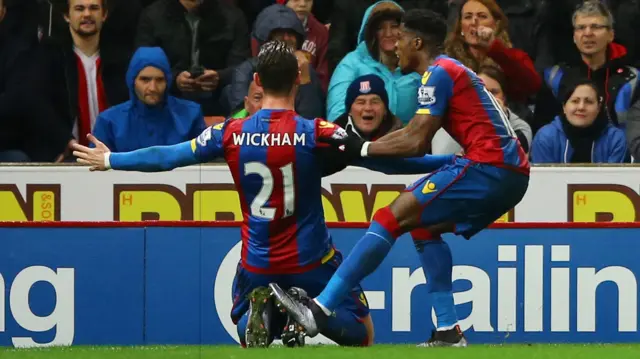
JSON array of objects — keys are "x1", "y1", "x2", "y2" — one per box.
[{"x1": 0, "y1": 221, "x2": 638, "y2": 348}]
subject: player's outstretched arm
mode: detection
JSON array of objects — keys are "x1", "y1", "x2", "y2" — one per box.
[
  {"x1": 72, "y1": 134, "x2": 201, "y2": 172},
  {"x1": 364, "y1": 114, "x2": 443, "y2": 157},
  {"x1": 354, "y1": 153, "x2": 456, "y2": 175}
]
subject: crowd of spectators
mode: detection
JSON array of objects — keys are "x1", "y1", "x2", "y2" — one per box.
[{"x1": 1, "y1": 0, "x2": 639, "y2": 164}]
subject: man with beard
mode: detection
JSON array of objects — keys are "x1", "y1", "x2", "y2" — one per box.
[
  {"x1": 26, "y1": 0, "x2": 128, "y2": 162},
  {"x1": 92, "y1": 47, "x2": 205, "y2": 152}
]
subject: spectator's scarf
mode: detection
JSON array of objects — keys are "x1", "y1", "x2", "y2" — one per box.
[
  {"x1": 75, "y1": 54, "x2": 108, "y2": 146},
  {"x1": 560, "y1": 110, "x2": 609, "y2": 163}
]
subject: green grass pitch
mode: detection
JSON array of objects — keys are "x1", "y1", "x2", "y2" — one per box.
[{"x1": 2, "y1": 344, "x2": 640, "y2": 359}]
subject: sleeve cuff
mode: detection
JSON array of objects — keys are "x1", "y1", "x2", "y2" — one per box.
[
  {"x1": 361, "y1": 141, "x2": 371, "y2": 158},
  {"x1": 104, "y1": 152, "x2": 112, "y2": 170}
]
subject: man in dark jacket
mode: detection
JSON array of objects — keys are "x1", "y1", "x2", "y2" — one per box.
[
  {"x1": 226, "y1": 4, "x2": 324, "y2": 119},
  {"x1": 0, "y1": 0, "x2": 34, "y2": 161},
  {"x1": 534, "y1": 1, "x2": 639, "y2": 134},
  {"x1": 25, "y1": 0, "x2": 129, "y2": 162},
  {"x1": 92, "y1": 47, "x2": 205, "y2": 152},
  {"x1": 135, "y1": 0, "x2": 251, "y2": 116}
]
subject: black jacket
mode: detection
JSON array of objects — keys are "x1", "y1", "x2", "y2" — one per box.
[
  {"x1": 0, "y1": 24, "x2": 34, "y2": 152},
  {"x1": 135, "y1": 0, "x2": 250, "y2": 115},
  {"x1": 25, "y1": 37, "x2": 129, "y2": 161}
]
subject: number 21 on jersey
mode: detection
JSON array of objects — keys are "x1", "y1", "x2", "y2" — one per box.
[{"x1": 244, "y1": 162, "x2": 295, "y2": 220}]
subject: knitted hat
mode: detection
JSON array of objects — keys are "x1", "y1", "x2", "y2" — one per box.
[{"x1": 345, "y1": 74, "x2": 389, "y2": 112}]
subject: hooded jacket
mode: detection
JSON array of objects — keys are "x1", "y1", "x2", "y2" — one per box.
[
  {"x1": 225, "y1": 4, "x2": 324, "y2": 119},
  {"x1": 326, "y1": 1, "x2": 421, "y2": 124},
  {"x1": 530, "y1": 116, "x2": 629, "y2": 164},
  {"x1": 534, "y1": 43, "x2": 639, "y2": 133},
  {"x1": 92, "y1": 47, "x2": 205, "y2": 152}
]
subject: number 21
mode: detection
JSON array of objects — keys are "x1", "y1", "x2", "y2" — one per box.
[{"x1": 244, "y1": 162, "x2": 295, "y2": 220}]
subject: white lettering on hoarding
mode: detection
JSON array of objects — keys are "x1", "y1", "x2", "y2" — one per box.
[
  {"x1": 0, "y1": 266, "x2": 75, "y2": 348},
  {"x1": 213, "y1": 242, "x2": 638, "y2": 343}
]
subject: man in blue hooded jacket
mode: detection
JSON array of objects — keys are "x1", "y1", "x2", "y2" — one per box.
[{"x1": 93, "y1": 47, "x2": 205, "y2": 152}]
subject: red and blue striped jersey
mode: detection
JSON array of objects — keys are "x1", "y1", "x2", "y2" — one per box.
[
  {"x1": 416, "y1": 55, "x2": 530, "y2": 174},
  {"x1": 191, "y1": 109, "x2": 345, "y2": 274}
]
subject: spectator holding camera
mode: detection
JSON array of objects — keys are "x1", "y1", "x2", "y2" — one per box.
[
  {"x1": 92, "y1": 47, "x2": 205, "y2": 152},
  {"x1": 531, "y1": 79, "x2": 629, "y2": 164},
  {"x1": 135, "y1": 0, "x2": 250, "y2": 116}
]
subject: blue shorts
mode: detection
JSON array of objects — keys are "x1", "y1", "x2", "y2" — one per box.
[
  {"x1": 230, "y1": 249, "x2": 370, "y2": 324},
  {"x1": 406, "y1": 157, "x2": 529, "y2": 239}
]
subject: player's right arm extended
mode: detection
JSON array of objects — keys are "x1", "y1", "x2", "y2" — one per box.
[
  {"x1": 364, "y1": 114, "x2": 443, "y2": 157},
  {"x1": 108, "y1": 141, "x2": 201, "y2": 172},
  {"x1": 107, "y1": 125, "x2": 225, "y2": 172}
]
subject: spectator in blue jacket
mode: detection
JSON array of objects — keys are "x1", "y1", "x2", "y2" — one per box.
[
  {"x1": 326, "y1": 1, "x2": 420, "y2": 123},
  {"x1": 92, "y1": 47, "x2": 205, "y2": 152},
  {"x1": 531, "y1": 79, "x2": 629, "y2": 164}
]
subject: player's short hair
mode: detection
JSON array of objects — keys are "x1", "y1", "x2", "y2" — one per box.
[
  {"x1": 256, "y1": 40, "x2": 299, "y2": 96},
  {"x1": 402, "y1": 9, "x2": 447, "y2": 55}
]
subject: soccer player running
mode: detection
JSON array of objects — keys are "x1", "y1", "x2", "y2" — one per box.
[
  {"x1": 270, "y1": 9, "x2": 530, "y2": 347},
  {"x1": 71, "y1": 40, "x2": 455, "y2": 348}
]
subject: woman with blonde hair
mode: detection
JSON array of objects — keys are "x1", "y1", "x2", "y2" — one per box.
[{"x1": 445, "y1": 0, "x2": 540, "y2": 102}]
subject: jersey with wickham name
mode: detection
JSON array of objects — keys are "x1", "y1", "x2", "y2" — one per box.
[{"x1": 190, "y1": 109, "x2": 347, "y2": 274}]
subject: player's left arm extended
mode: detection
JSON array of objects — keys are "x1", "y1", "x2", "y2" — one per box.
[
  {"x1": 365, "y1": 114, "x2": 443, "y2": 157},
  {"x1": 108, "y1": 141, "x2": 202, "y2": 172}
]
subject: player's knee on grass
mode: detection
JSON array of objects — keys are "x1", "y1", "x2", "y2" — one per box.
[{"x1": 363, "y1": 314, "x2": 375, "y2": 346}]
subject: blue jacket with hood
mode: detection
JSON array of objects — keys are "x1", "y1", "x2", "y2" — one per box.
[
  {"x1": 93, "y1": 47, "x2": 205, "y2": 152},
  {"x1": 326, "y1": 1, "x2": 420, "y2": 123},
  {"x1": 530, "y1": 116, "x2": 629, "y2": 163}
]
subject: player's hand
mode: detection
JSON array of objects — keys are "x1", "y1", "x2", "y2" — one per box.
[
  {"x1": 71, "y1": 134, "x2": 111, "y2": 171},
  {"x1": 476, "y1": 26, "x2": 495, "y2": 49},
  {"x1": 318, "y1": 127, "x2": 366, "y2": 161}
]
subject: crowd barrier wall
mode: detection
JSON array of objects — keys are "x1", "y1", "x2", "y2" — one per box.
[
  {"x1": 1, "y1": 165, "x2": 640, "y2": 223},
  {"x1": 0, "y1": 222, "x2": 638, "y2": 347}
]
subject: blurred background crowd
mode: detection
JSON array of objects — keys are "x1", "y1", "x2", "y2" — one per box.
[{"x1": 0, "y1": 0, "x2": 638, "y2": 164}]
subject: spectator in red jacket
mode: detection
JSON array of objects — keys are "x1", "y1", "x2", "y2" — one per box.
[{"x1": 445, "y1": 0, "x2": 541, "y2": 103}]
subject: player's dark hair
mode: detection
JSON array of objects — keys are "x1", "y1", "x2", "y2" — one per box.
[
  {"x1": 256, "y1": 40, "x2": 299, "y2": 96},
  {"x1": 402, "y1": 9, "x2": 447, "y2": 55}
]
